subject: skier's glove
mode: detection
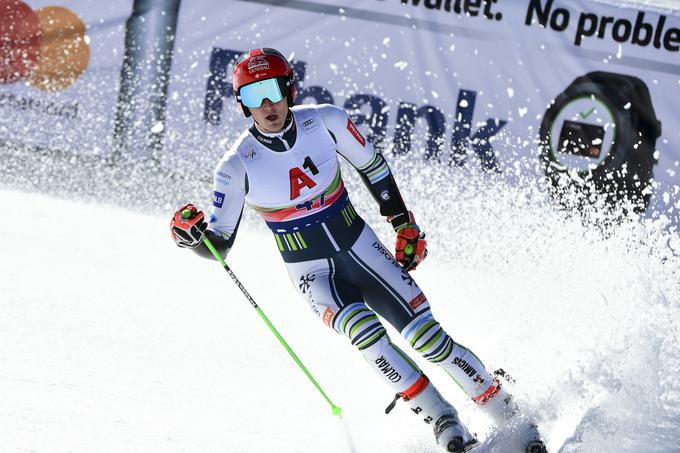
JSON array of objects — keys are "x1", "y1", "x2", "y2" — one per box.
[
  {"x1": 171, "y1": 203, "x2": 208, "y2": 248},
  {"x1": 387, "y1": 211, "x2": 428, "y2": 271}
]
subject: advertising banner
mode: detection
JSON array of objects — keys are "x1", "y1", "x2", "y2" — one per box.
[
  {"x1": 162, "y1": 0, "x2": 680, "y2": 224},
  {"x1": 0, "y1": 0, "x2": 131, "y2": 157}
]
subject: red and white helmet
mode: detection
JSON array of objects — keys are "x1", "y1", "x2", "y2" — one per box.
[{"x1": 232, "y1": 48, "x2": 296, "y2": 117}]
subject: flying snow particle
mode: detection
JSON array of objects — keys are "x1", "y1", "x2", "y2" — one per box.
[
  {"x1": 151, "y1": 122, "x2": 164, "y2": 134},
  {"x1": 507, "y1": 87, "x2": 514, "y2": 98},
  {"x1": 394, "y1": 61, "x2": 408, "y2": 70},
  {"x1": 459, "y1": 99, "x2": 468, "y2": 108},
  {"x1": 623, "y1": 102, "x2": 631, "y2": 110}
]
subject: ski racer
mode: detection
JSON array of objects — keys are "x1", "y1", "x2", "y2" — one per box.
[{"x1": 171, "y1": 48, "x2": 546, "y2": 453}]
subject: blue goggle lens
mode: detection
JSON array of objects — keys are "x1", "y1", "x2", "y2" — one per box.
[{"x1": 239, "y1": 78, "x2": 284, "y2": 108}]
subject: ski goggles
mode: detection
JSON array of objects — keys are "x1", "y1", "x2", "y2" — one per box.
[{"x1": 238, "y1": 78, "x2": 287, "y2": 108}]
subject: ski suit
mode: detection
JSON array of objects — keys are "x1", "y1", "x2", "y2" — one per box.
[{"x1": 203, "y1": 103, "x2": 504, "y2": 412}]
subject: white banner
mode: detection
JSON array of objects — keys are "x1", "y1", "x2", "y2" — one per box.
[
  {"x1": 163, "y1": 0, "x2": 679, "y2": 222},
  {"x1": 0, "y1": 0, "x2": 131, "y2": 157}
]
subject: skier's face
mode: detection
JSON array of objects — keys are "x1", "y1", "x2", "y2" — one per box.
[{"x1": 250, "y1": 97, "x2": 289, "y2": 133}]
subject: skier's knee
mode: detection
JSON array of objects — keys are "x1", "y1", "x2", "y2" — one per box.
[
  {"x1": 332, "y1": 303, "x2": 386, "y2": 349},
  {"x1": 401, "y1": 313, "x2": 453, "y2": 363}
]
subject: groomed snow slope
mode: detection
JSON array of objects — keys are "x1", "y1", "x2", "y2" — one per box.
[{"x1": 2, "y1": 187, "x2": 679, "y2": 452}]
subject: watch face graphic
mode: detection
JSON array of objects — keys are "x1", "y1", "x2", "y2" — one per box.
[
  {"x1": 558, "y1": 120, "x2": 605, "y2": 158},
  {"x1": 539, "y1": 72, "x2": 661, "y2": 215},
  {"x1": 549, "y1": 97, "x2": 615, "y2": 173}
]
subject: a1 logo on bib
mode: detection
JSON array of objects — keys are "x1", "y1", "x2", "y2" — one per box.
[
  {"x1": 289, "y1": 156, "x2": 319, "y2": 199},
  {"x1": 289, "y1": 168, "x2": 316, "y2": 199}
]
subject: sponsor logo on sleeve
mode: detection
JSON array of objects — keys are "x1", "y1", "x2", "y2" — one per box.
[
  {"x1": 300, "y1": 116, "x2": 318, "y2": 133},
  {"x1": 243, "y1": 148, "x2": 260, "y2": 162},
  {"x1": 409, "y1": 293, "x2": 427, "y2": 310},
  {"x1": 216, "y1": 171, "x2": 232, "y2": 180},
  {"x1": 323, "y1": 307, "x2": 335, "y2": 327},
  {"x1": 216, "y1": 171, "x2": 232, "y2": 186},
  {"x1": 346, "y1": 118, "x2": 366, "y2": 147},
  {"x1": 213, "y1": 191, "x2": 225, "y2": 208}
]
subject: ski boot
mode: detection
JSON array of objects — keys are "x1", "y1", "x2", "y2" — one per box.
[
  {"x1": 484, "y1": 418, "x2": 548, "y2": 453},
  {"x1": 483, "y1": 370, "x2": 548, "y2": 453},
  {"x1": 386, "y1": 376, "x2": 478, "y2": 452},
  {"x1": 433, "y1": 411, "x2": 480, "y2": 452}
]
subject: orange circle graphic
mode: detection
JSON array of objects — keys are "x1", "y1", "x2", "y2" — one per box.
[
  {"x1": 28, "y1": 6, "x2": 89, "y2": 91},
  {"x1": 0, "y1": 1, "x2": 90, "y2": 91}
]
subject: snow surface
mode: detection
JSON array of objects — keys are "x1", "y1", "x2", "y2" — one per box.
[{"x1": 1, "y1": 187, "x2": 679, "y2": 452}]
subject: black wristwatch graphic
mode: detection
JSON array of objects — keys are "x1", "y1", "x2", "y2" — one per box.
[{"x1": 539, "y1": 71, "x2": 662, "y2": 213}]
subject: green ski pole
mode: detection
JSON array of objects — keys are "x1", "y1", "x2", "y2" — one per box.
[{"x1": 188, "y1": 211, "x2": 341, "y2": 417}]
